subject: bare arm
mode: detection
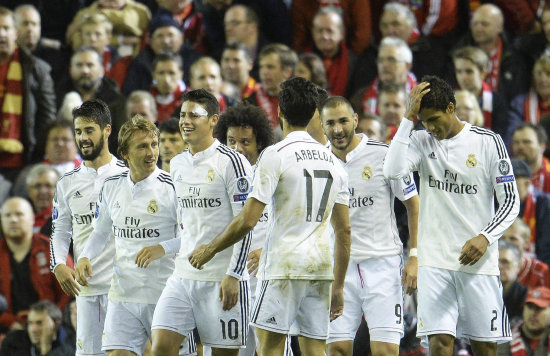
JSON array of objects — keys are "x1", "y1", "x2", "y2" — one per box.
[
  {"x1": 402, "y1": 195, "x2": 419, "y2": 294},
  {"x1": 330, "y1": 202, "x2": 351, "y2": 321}
]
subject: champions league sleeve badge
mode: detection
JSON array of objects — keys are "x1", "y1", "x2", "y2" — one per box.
[{"x1": 498, "y1": 160, "x2": 510, "y2": 175}]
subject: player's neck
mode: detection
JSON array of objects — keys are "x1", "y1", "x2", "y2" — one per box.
[
  {"x1": 522, "y1": 324, "x2": 546, "y2": 340},
  {"x1": 332, "y1": 134, "x2": 361, "y2": 163},
  {"x1": 448, "y1": 116, "x2": 465, "y2": 139},
  {"x1": 189, "y1": 136, "x2": 215, "y2": 155},
  {"x1": 282, "y1": 124, "x2": 306, "y2": 139},
  {"x1": 85, "y1": 151, "x2": 112, "y2": 170}
]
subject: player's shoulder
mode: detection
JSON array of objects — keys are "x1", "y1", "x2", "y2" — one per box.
[
  {"x1": 215, "y1": 143, "x2": 251, "y2": 177},
  {"x1": 364, "y1": 138, "x2": 389, "y2": 156},
  {"x1": 467, "y1": 125, "x2": 507, "y2": 158},
  {"x1": 103, "y1": 170, "x2": 128, "y2": 186},
  {"x1": 57, "y1": 164, "x2": 83, "y2": 184},
  {"x1": 156, "y1": 169, "x2": 175, "y2": 189},
  {"x1": 170, "y1": 149, "x2": 189, "y2": 165}
]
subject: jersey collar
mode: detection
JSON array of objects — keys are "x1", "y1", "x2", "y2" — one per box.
[
  {"x1": 126, "y1": 166, "x2": 161, "y2": 190},
  {"x1": 187, "y1": 139, "x2": 220, "y2": 162}
]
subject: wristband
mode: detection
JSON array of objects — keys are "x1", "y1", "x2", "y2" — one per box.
[{"x1": 408, "y1": 248, "x2": 418, "y2": 257}]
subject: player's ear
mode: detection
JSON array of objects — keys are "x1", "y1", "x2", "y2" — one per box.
[
  {"x1": 446, "y1": 102, "x2": 455, "y2": 114},
  {"x1": 209, "y1": 114, "x2": 219, "y2": 128}
]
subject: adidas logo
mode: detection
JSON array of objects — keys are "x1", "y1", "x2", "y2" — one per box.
[
  {"x1": 428, "y1": 152, "x2": 437, "y2": 160},
  {"x1": 265, "y1": 316, "x2": 277, "y2": 325},
  {"x1": 73, "y1": 191, "x2": 83, "y2": 199},
  {"x1": 113, "y1": 201, "x2": 120, "y2": 209},
  {"x1": 176, "y1": 175, "x2": 183, "y2": 182}
]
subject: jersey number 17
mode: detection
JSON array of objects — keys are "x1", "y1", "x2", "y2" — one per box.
[{"x1": 303, "y1": 169, "x2": 333, "y2": 222}]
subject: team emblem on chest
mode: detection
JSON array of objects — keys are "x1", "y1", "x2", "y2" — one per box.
[
  {"x1": 206, "y1": 169, "x2": 215, "y2": 183},
  {"x1": 147, "y1": 200, "x2": 158, "y2": 214},
  {"x1": 362, "y1": 166, "x2": 373, "y2": 180},
  {"x1": 466, "y1": 154, "x2": 477, "y2": 168}
]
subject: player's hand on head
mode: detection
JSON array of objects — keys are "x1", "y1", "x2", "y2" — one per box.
[
  {"x1": 405, "y1": 82, "x2": 430, "y2": 121},
  {"x1": 247, "y1": 248, "x2": 262, "y2": 276},
  {"x1": 53, "y1": 264, "x2": 81, "y2": 296},
  {"x1": 219, "y1": 275, "x2": 239, "y2": 310},
  {"x1": 402, "y1": 257, "x2": 418, "y2": 295},
  {"x1": 330, "y1": 287, "x2": 344, "y2": 321},
  {"x1": 459, "y1": 234, "x2": 489, "y2": 266},
  {"x1": 135, "y1": 244, "x2": 166, "y2": 268},
  {"x1": 75, "y1": 258, "x2": 92, "y2": 286},
  {"x1": 188, "y1": 244, "x2": 215, "y2": 270}
]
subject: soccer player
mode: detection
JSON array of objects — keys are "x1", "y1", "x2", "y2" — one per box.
[
  {"x1": 383, "y1": 75, "x2": 520, "y2": 355},
  {"x1": 188, "y1": 77, "x2": 351, "y2": 356},
  {"x1": 50, "y1": 99, "x2": 128, "y2": 356},
  {"x1": 321, "y1": 96, "x2": 419, "y2": 356},
  {"x1": 214, "y1": 104, "x2": 274, "y2": 356},
  {"x1": 75, "y1": 116, "x2": 185, "y2": 356},
  {"x1": 151, "y1": 89, "x2": 253, "y2": 356}
]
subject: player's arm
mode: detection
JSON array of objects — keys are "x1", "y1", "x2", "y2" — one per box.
[
  {"x1": 402, "y1": 195, "x2": 419, "y2": 294},
  {"x1": 50, "y1": 181, "x2": 80, "y2": 296},
  {"x1": 330, "y1": 202, "x2": 351, "y2": 321},
  {"x1": 383, "y1": 83, "x2": 429, "y2": 180},
  {"x1": 75, "y1": 185, "x2": 113, "y2": 286},
  {"x1": 459, "y1": 135, "x2": 520, "y2": 265}
]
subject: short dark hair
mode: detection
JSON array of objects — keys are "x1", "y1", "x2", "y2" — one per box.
[
  {"x1": 419, "y1": 75, "x2": 456, "y2": 112},
  {"x1": 278, "y1": 77, "x2": 318, "y2": 127},
  {"x1": 72, "y1": 45, "x2": 103, "y2": 65},
  {"x1": 152, "y1": 51, "x2": 183, "y2": 71},
  {"x1": 513, "y1": 123, "x2": 548, "y2": 144},
  {"x1": 181, "y1": 89, "x2": 220, "y2": 116},
  {"x1": 358, "y1": 113, "x2": 387, "y2": 138},
  {"x1": 223, "y1": 41, "x2": 252, "y2": 61},
  {"x1": 378, "y1": 81, "x2": 406, "y2": 96},
  {"x1": 158, "y1": 118, "x2": 180, "y2": 135},
  {"x1": 259, "y1": 43, "x2": 298, "y2": 71},
  {"x1": 72, "y1": 99, "x2": 112, "y2": 129},
  {"x1": 47, "y1": 119, "x2": 74, "y2": 137},
  {"x1": 320, "y1": 96, "x2": 354, "y2": 114},
  {"x1": 314, "y1": 86, "x2": 329, "y2": 111},
  {"x1": 298, "y1": 53, "x2": 328, "y2": 89},
  {"x1": 215, "y1": 105, "x2": 274, "y2": 152},
  {"x1": 29, "y1": 300, "x2": 63, "y2": 325}
]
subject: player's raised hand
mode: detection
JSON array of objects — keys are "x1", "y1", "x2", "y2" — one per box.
[
  {"x1": 219, "y1": 275, "x2": 239, "y2": 310},
  {"x1": 402, "y1": 257, "x2": 418, "y2": 295},
  {"x1": 135, "y1": 244, "x2": 166, "y2": 268},
  {"x1": 459, "y1": 234, "x2": 489, "y2": 265},
  {"x1": 405, "y1": 82, "x2": 430, "y2": 121},
  {"x1": 247, "y1": 248, "x2": 262, "y2": 276},
  {"x1": 53, "y1": 264, "x2": 81, "y2": 296},
  {"x1": 330, "y1": 287, "x2": 344, "y2": 321},
  {"x1": 188, "y1": 244, "x2": 215, "y2": 269},
  {"x1": 75, "y1": 258, "x2": 92, "y2": 286}
]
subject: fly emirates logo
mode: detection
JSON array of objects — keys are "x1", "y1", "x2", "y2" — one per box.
[
  {"x1": 348, "y1": 187, "x2": 374, "y2": 208},
  {"x1": 112, "y1": 217, "x2": 160, "y2": 238},
  {"x1": 178, "y1": 186, "x2": 222, "y2": 209},
  {"x1": 428, "y1": 170, "x2": 478, "y2": 195}
]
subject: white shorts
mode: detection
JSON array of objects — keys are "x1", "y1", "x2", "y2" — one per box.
[
  {"x1": 328, "y1": 256, "x2": 404, "y2": 345},
  {"x1": 75, "y1": 294, "x2": 108, "y2": 356},
  {"x1": 152, "y1": 276, "x2": 250, "y2": 349},
  {"x1": 417, "y1": 266, "x2": 511, "y2": 343},
  {"x1": 251, "y1": 280, "x2": 331, "y2": 340}
]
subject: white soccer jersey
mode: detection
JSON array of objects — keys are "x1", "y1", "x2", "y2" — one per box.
[
  {"x1": 334, "y1": 135, "x2": 417, "y2": 262},
  {"x1": 50, "y1": 156, "x2": 127, "y2": 296},
  {"x1": 383, "y1": 120, "x2": 520, "y2": 275},
  {"x1": 171, "y1": 140, "x2": 253, "y2": 281},
  {"x1": 80, "y1": 168, "x2": 181, "y2": 304},
  {"x1": 250, "y1": 131, "x2": 348, "y2": 281}
]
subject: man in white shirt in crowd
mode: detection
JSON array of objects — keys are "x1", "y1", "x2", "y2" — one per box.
[
  {"x1": 75, "y1": 116, "x2": 185, "y2": 356},
  {"x1": 50, "y1": 99, "x2": 127, "y2": 356},
  {"x1": 188, "y1": 77, "x2": 351, "y2": 356},
  {"x1": 151, "y1": 89, "x2": 253, "y2": 356},
  {"x1": 383, "y1": 75, "x2": 520, "y2": 355},
  {"x1": 321, "y1": 96, "x2": 419, "y2": 356}
]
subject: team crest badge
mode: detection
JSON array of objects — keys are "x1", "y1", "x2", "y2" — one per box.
[
  {"x1": 362, "y1": 167, "x2": 373, "y2": 180},
  {"x1": 206, "y1": 169, "x2": 215, "y2": 182},
  {"x1": 77, "y1": 339, "x2": 83, "y2": 350},
  {"x1": 466, "y1": 154, "x2": 477, "y2": 168},
  {"x1": 147, "y1": 200, "x2": 158, "y2": 214}
]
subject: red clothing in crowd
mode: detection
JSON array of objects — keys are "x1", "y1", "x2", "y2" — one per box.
[
  {"x1": 0, "y1": 234, "x2": 73, "y2": 329},
  {"x1": 518, "y1": 256, "x2": 550, "y2": 289}
]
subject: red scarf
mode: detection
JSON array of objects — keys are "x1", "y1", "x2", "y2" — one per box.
[
  {"x1": 487, "y1": 37, "x2": 503, "y2": 91},
  {"x1": 33, "y1": 205, "x2": 52, "y2": 234},
  {"x1": 241, "y1": 77, "x2": 259, "y2": 99},
  {"x1": 150, "y1": 80, "x2": 186, "y2": 123},
  {"x1": 510, "y1": 323, "x2": 550, "y2": 356},
  {"x1": 319, "y1": 0, "x2": 341, "y2": 7},
  {"x1": 361, "y1": 73, "x2": 417, "y2": 114},
  {"x1": 523, "y1": 192, "x2": 537, "y2": 253},
  {"x1": 518, "y1": 256, "x2": 550, "y2": 288},
  {"x1": 532, "y1": 157, "x2": 550, "y2": 193},
  {"x1": 323, "y1": 42, "x2": 349, "y2": 96},
  {"x1": 218, "y1": 94, "x2": 227, "y2": 113},
  {"x1": 0, "y1": 47, "x2": 24, "y2": 168},
  {"x1": 479, "y1": 81, "x2": 493, "y2": 129},
  {"x1": 524, "y1": 87, "x2": 550, "y2": 125},
  {"x1": 255, "y1": 85, "x2": 279, "y2": 128}
]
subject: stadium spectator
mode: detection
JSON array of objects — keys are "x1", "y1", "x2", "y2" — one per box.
[
  {"x1": 512, "y1": 124, "x2": 550, "y2": 193},
  {"x1": 150, "y1": 52, "x2": 186, "y2": 122},
  {"x1": 159, "y1": 118, "x2": 187, "y2": 172},
  {"x1": 0, "y1": 198, "x2": 72, "y2": 332},
  {"x1": 295, "y1": 53, "x2": 328, "y2": 90},
  {"x1": 42, "y1": 121, "x2": 81, "y2": 175},
  {"x1": 220, "y1": 42, "x2": 259, "y2": 99},
  {"x1": 190, "y1": 57, "x2": 237, "y2": 112},
  {"x1": 356, "y1": 113, "x2": 386, "y2": 141},
  {"x1": 455, "y1": 90, "x2": 484, "y2": 126},
  {"x1": 499, "y1": 240, "x2": 529, "y2": 326},
  {"x1": 376, "y1": 82, "x2": 407, "y2": 141},
  {"x1": 25, "y1": 164, "x2": 60, "y2": 237},
  {"x1": 0, "y1": 7, "x2": 56, "y2": 182},
  {"x1": 0, "y1": 300, "x2": 75, "y2": 356},
  {"x1": 127, "y1": 90, "x2": 158, "y2": 123},
  {"x1": 503, "y1": 218, "x2": 550, "y2": 288}
]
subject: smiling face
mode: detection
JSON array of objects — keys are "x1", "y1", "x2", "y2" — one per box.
[
  {"x1": 74, "y1": 117, "x2": 110, "y2": 161},
  {"x1": 123, "y1": 130, "x2": 159, "y2": 182},
  {"x1": 179, "y1": 101, "x2": 217, "y2": 154},
  {"x1": 321, "y1": 103, "x2": 358, "y2": 153},
  {"x1": 226, "y1": 125, "x2": 259, "y2": 165}
]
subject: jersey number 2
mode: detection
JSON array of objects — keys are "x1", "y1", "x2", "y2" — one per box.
[{"x1": 303, "y1": 169, "x2": 333, "y2": 222}]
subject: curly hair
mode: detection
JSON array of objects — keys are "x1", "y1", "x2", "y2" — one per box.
[
  {"x1": 215, "y1": 104, "x2": 274, "y2": 152},
  {"x1": 419, "y1": 75, "x2": 456, "y2": 112}
]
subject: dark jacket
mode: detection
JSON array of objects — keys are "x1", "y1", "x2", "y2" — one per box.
[
  {"x1": 20, "y1": 46, "x2": 57, "y2": 164},
  {"x1": 520, "y1": 191, "x2": 550, "y2": 267},
  {"x1": 0, "y1": 329, "x2": 75, "y2": 356},
  {"x1": 0, "y1": 234, "x2": 73, "y2": 330}
]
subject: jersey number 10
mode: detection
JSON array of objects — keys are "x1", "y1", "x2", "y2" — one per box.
[{"x1": 303, "y1": 169, "x2": 333, "y2": 222}]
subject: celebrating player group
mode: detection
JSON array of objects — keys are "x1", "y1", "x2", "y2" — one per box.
[{"x1": 51, "y1": 75, "x2": 519, "y2": 356}]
